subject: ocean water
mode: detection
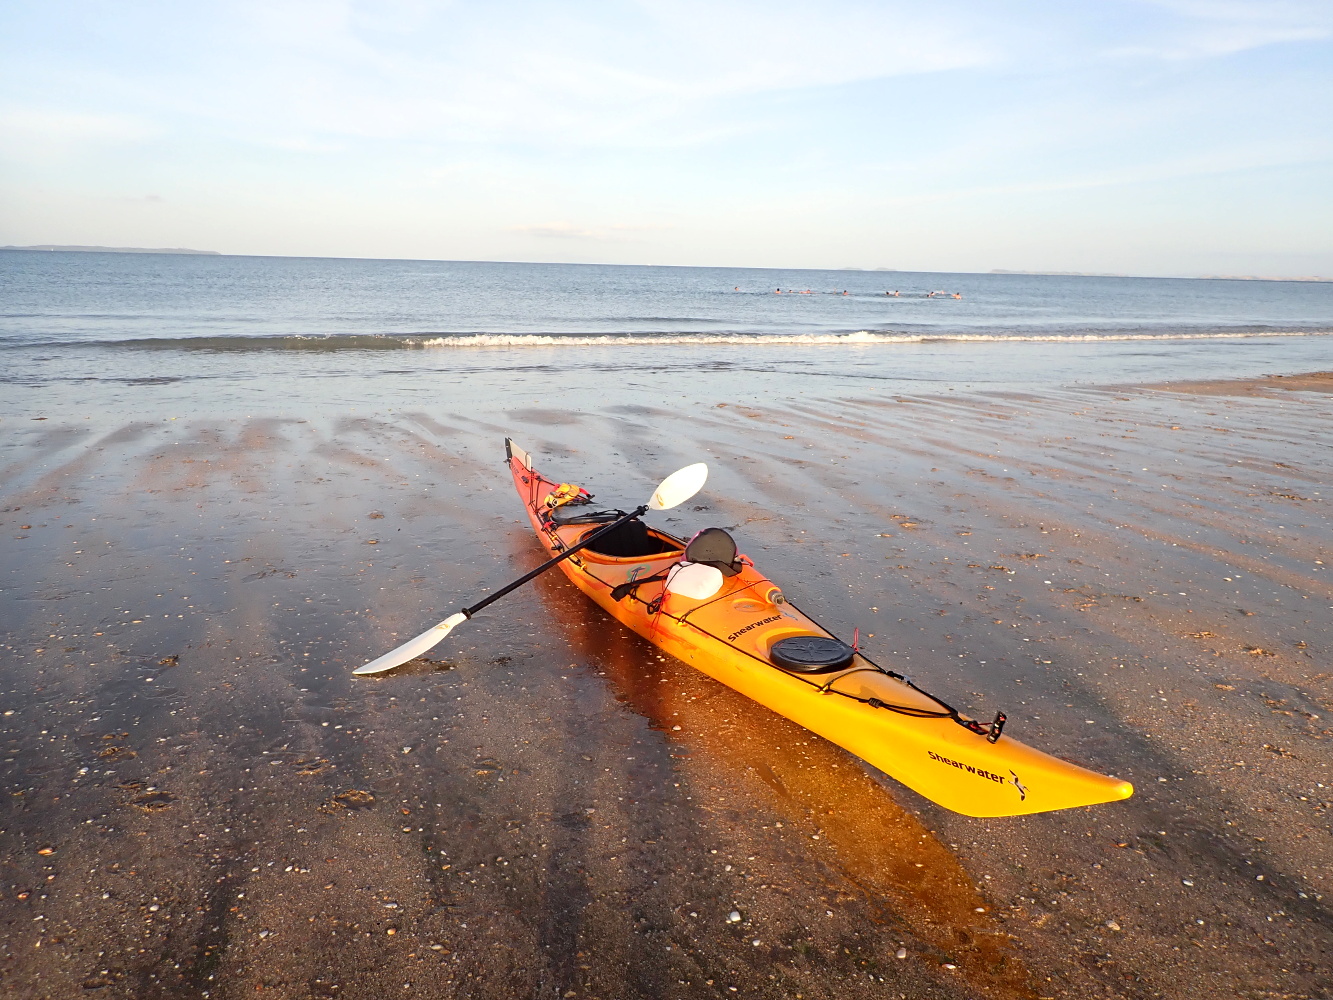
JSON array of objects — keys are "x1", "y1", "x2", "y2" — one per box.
[{"x1": 3, "y1": 250, "x2": 1332, "y2": 415}]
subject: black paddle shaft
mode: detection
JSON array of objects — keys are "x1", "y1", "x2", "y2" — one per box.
[{"x1": 461, "y1": 505, "x2": 649, "y2": 619}]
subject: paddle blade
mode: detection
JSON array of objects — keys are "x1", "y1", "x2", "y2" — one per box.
[
  {"x1": 649, "y1": 462, "x2": 708, "y2": 510},
  {"x1": 353, "y1": 612, "x2": 468, "y2": 675}
]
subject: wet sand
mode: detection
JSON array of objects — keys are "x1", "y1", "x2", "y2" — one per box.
[{"x1": 1, "y1": 372, "x2": 1330, "y2": 999}]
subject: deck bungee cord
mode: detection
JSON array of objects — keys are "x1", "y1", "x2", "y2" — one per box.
[{"x1": 583, "y1": 550, "x2": 1008, "y2": 744}]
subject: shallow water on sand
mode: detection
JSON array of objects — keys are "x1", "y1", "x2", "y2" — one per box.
[{"x1": 1, "y1": 365, "x2": 1329, "y2": 998}]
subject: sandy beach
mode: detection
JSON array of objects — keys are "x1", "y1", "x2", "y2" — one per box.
[{"x1": 1, "y1": 371, "x2": 1329, "y2": 999}]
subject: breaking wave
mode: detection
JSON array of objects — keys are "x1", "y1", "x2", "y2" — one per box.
[
  {"x1": 411, "y1": 330, "x2": 1326, "y2": 348},
  {"x1": 20, "y1": 329, "x2": 1329, "y2": 352}
]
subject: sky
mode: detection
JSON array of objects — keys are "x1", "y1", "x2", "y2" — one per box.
[{"x1": 1, "y1": 1, "x2": 1331, "y2": 275}]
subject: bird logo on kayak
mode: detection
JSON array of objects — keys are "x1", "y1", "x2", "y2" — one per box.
[{"x1": 1009, "y1": 770, "x2": 1028, "y2": 802}]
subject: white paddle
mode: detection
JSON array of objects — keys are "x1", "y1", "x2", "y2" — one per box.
[{"x1": 353, "y1": 461, "x2": 708, "y2": 676}]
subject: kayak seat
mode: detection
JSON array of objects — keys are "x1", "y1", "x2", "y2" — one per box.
[
  {"x1": 581, "y1": 518, "x2": 683, "y2": 558},
  {"x1": 684, "y1": 527, "x2": 742, "y2": 577}
]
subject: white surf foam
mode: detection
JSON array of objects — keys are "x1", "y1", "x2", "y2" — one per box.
[{"x1": 407, "y1": 330, "x2": 1323, "y2": 348}]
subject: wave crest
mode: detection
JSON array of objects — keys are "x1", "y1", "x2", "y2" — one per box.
[
  {"x1": 409, "y1": 330, "x2": 1322, "y2": 348},
  {"x1": 10, "y1": 329, "x2": 1326, "y2": 352}
]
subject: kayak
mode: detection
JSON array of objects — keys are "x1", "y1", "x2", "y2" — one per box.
[{"x1": 505, "y1": 439, "x2": 1132, "y2": 818}]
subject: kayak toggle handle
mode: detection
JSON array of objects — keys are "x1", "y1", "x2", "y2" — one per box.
[{"x1": 987, "y1": 711, "x2": 1007, "y2": 743}]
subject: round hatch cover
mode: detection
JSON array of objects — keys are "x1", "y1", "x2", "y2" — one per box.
[{"x1": 769, "y1": 635, "x2": 855, "y2": 674}]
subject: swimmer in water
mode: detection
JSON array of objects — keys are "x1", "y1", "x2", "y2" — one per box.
[
  {"x1": 952, "y1": 292, "x2": 962, "y2": 299},
  {"x1": 775, "y1": 288, "x2": 782, "y2": 293}
]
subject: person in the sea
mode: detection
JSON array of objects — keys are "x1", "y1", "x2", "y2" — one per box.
[{"x1": 952, "y1": 292, "x2": 962, "y2": 299}]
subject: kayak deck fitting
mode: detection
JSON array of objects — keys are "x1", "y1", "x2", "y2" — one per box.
[{"x1": 506, "y1": 439, "x2": 1132, "y2": 818}]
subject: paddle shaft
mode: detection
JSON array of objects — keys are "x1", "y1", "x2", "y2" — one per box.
[{"x1": 461, "y1": 505, "x2": 649, "y2": 618}]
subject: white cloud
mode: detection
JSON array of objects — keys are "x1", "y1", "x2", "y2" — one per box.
[
  {"x1": 509, "y1": 221, "x2": 670, "y2": 241},
  {"x1": 49, "y1": 1, "x2": 997, "y2": 148},
  {"x1": 1110, "y1": 0, "x2": 1332, "y2": 58},
  {"x1": 262, "y1": 136, "x2": 348, "y2": 153},
  {"x1": 0, "y1": 108, "x2": 154, "y2": 144}
]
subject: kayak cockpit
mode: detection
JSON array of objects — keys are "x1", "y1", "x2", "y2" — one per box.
[{"x1": 577, "y1": 519, "x2": 684, "y2": 559}]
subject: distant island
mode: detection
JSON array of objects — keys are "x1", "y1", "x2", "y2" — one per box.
[{"x1": 2, "y1": 245, "x2": 221, "y2": 255}]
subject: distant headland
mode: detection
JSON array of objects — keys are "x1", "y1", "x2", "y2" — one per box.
[{"x1": 2, "y1": 245, "x2": 221, "y2": 255}]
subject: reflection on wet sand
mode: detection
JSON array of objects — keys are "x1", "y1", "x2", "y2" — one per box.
[{"x1": 532, "y1": 563, "x2": 1037, "y2": 998}]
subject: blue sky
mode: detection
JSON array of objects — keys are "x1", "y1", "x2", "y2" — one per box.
[{"x1": 1, "y1": 1, "x2": 1330, "y2": 274}]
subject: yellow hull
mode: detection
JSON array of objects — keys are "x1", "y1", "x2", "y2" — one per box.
[{"x1": 510, "y1": 450, "x2": 1132, "y2": 818}]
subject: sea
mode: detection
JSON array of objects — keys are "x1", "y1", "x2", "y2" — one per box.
[{"x1": 3, "y1": 250, "x2": 1332, "y2": 417}]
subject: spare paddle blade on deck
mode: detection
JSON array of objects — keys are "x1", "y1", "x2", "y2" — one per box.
[
  {"x1": 649, "y1": 462, "x2": 708, "y2": 510},
  {"x1": 353, "y1": 612, "x2": 468, "y2": 675}
]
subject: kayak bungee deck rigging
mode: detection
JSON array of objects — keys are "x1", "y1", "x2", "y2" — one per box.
[{"x1": 506, "y1": 439, "x2": 1132, "y2": 819}]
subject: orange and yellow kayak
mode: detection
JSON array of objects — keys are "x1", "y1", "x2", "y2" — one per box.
[{"x1": 506, "y1": 440, "x2": 1132, "y2": 818}]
